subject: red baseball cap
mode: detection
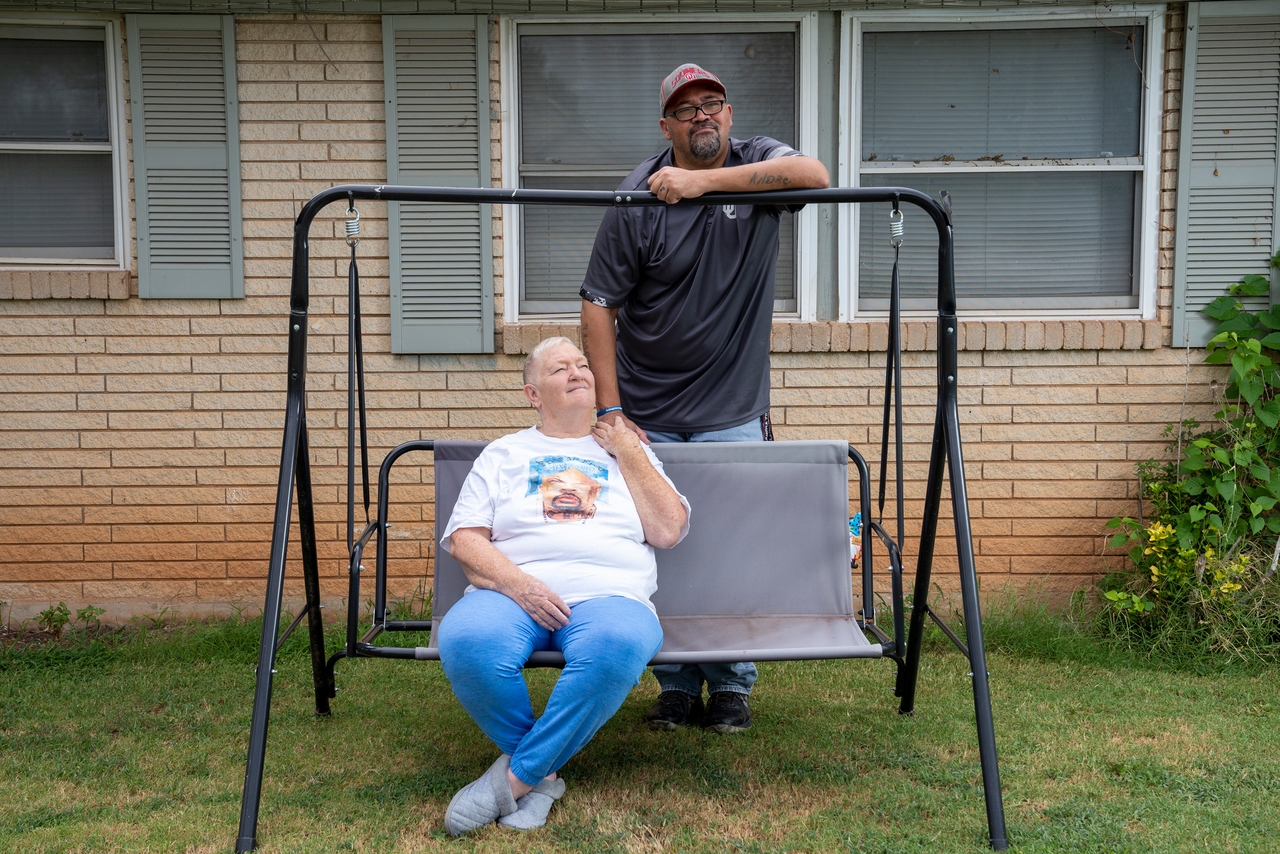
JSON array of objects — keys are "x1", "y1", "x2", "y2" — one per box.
[{"x1": 660, "y1": 63, "x2": 726, "y2": 114}]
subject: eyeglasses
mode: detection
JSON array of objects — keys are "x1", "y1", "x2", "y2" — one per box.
[{"x1": 663, "y1": 99, "x2": 727, "y2": 123}]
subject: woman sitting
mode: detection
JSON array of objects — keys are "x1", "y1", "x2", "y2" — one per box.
[{"x1": 437, "y1": 336, "x2": 690, "y2": 835}]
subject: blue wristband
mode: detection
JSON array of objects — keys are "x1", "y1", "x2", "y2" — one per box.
[{"x1": 596, "y1": 406, "x2": 623, "y2": 418}]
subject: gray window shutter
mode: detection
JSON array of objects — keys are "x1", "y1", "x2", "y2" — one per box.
[
  {"x1": 127, "y1": 15, "x2": 242, "y2": 299},
  {"x1": 1173, "y1": 3, "x2": 1280, "y2": 346},
  {"x1": 385, "y1": 15, "x2": 493, "y2": 354}
]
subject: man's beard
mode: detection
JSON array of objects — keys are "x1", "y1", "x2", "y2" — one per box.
[{"x1": 688, "y1": 125, "x2": 722, "y2": 161}]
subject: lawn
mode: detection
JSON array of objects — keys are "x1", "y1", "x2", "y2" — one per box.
[{"x1": 2, "y1": 616, "x2": 1278, "y2": 853}]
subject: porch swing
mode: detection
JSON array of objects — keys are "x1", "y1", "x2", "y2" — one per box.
[{"x1": 234, "y1": 184, "x2": 1008, "y2": 853}]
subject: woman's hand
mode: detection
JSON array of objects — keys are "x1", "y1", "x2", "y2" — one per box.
[
  {"x1": 510, "y1": 574, "x2": 572, "y2": 630},
  {"x1": 592, "y1": 417, "x2": 647, "y2": 459},
  {"x1": 591, "y1": 421, "x2": 688, "y2": 549},
  {"x1": 449, "y1": 527, "x2": 571, "y2": 629}
]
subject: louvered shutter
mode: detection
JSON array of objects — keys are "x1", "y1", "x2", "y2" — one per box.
[
  {"x1": 385, "y1": 16, "x2": 493, "y2": 354},
  {"x1": 127, "y1": 15, "x2": 242, "y2": 299},
  {"x1": 1174, "y1": 3, "x2": 1280, "y2": 346}
]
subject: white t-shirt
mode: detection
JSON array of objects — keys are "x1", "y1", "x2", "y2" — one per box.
[{"x1": 440, "y1": 427, "x2": 690, "y2": 612}]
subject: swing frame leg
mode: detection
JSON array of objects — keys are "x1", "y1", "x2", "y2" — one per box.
[
  {"x1": 897, "y1": 313, "x2": 1008, "y2": 851},
  {"x1": 236, "y1": 306, "x2": 315, "y2": 852}
]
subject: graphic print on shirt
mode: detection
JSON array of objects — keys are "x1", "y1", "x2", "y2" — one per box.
[{"x1": 526, "y1": 456, "x2": 609, "y2": 523}]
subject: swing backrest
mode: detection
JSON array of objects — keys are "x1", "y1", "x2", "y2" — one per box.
[{"x1": 430, "y1": 439, "x2": 876, "y2": 663}]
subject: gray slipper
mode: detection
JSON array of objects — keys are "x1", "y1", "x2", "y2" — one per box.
[
  {"x1": 498, "y1": 777, "x2": 567, "y2": 830},
  {"x1": 444, "y1": 754, "x2": 518, "y2": 836}
]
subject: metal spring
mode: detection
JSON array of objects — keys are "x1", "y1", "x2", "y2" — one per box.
[
  {"x1": 889, "y1": 209, "x2": 904, "y2": 249},
  {"x1": 344, "y1": 208, "x2": 361, "y2": 247}
]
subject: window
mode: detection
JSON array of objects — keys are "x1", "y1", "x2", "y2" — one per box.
[
  {"x1": 505, "y1": 18, "x2": 815, "y2": 318},
  {"x1": 843, "y1": 10, "x2": 1163, "y2": 316},
  {"x1": 0, "y1": 22, "x2": 127, "y2": 268}
]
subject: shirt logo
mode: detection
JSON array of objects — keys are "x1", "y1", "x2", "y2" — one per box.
[{"x1": 722, "y1": 205, "x2": 737, "y2": 220}]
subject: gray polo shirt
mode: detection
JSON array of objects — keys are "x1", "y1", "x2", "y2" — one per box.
[{"x1": 580, "y1": 136, "x2": 803, "y2": 434}]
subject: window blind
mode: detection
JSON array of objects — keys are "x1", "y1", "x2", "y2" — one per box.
[
  {"x1": 859, "y1": 25, "x2": 1145, "y2": 311},
  {"x1": 517, "y1": 28, "x2": 799, "y2": 313}
]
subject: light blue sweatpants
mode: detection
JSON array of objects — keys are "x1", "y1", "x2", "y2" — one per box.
[{"x1": 436, "y1": 590, "x2": 664, "y2": 787}]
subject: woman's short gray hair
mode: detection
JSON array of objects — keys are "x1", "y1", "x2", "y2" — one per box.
[{"x1": 523, "y1": 336, "x2": 579, "y2": 386}]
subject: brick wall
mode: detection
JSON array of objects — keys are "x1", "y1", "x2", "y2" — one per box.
[{"x1": 0, "y1": 9, "x2": 1218, "y2": 623}]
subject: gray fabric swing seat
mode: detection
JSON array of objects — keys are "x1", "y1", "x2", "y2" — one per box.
[{"x1": 419, "y1": 438, "x2": 879, "y2": 666}]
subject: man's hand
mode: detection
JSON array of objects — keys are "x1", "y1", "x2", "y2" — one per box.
[
  {"x1": 596, "y1": 408, "x2": 649, "y2": 444},
  {"x1": 510, "y1": 573, "x2": 572, "y2": 631},
  {"x1": 648, "y1": 155, "x2": 829, "y2": 204},
  {"x1": 592, "y1": 417, "x2": 647, "y2": 458},
  {"x1": 648, "y1": 166, "x2": 708, "y2": 204}
]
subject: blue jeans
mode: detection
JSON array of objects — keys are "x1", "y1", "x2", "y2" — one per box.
[
  {"x1": 437, "y1": 590, "x2": 663, "y2": 786},
  {"x1": 646, "y1": 416, "x2": 765, "y2": 697}
]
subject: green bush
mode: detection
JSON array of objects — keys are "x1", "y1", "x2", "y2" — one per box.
[{"x1": 1104, "y1": 256, "x2": 1280, "y2": 663}]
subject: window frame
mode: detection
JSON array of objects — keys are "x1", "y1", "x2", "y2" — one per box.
[
  {"x1": 500, "y1": 13, "x2": 822, "y2": 324},
  {"x1": 837, "y1": 6, "x2": 1165, "y2": 321},
  {"x1": 0, "y1": 15, "x2": 130, "y2": 271}
]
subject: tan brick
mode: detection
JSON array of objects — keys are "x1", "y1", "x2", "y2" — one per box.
[
  {"x1": 0, "y1": 543, "x2": 84, "y2": 562},
  {"x1": 865, "y1": 322, "x2": 885, "y2": 353},
  {"x1": 1142, "y1": 320, "x2": 1162, "y2": 349},
  {"x1": 790, "y1": 323, "x2": 813, "y2": 353},
  {"x1": 2, "y1": 562, "x2": 114, "y2": 582},
  {"x1": 983, "y1": 422, "x2": 1095, "y2": 443},
  {"x1": 1012, "y1": 366, "x2": 1126, "y2": 385},
  {"x1": 30, "y1": 270, "x2": 51, "y2": 299},
  {"x1": 1013, "y1": 442, "x2": 1128, "y2": 461},
  {"x1": 0, "y1": 506, "x2": 81, "y2": 525},
  {"x1": 1016, "y1": 479, "x2": 1128, "y2": 499},
  {"x1": 810, "y1": 322, "x2": 831, "y2": 352},
  {"x1": 830, "y1": 322, "x2": 851, "y2": 352},
  {"x1": 1122, "y1": 320, "x2": 1144, "y2": 349},
  {"x1": 9, "y1": 271, "x2": 32, "y2": 299},
  {"x1": 48, "y1": 271, "x2": 71, "y2": 299},
  {"x1": 1062, "y1": 321, "x2": 1084, "y2": 350},
  {"x1": 81, "y1": 580, "x2": 200, "y2": 602},
  {"x1": 982, "y1": 499, "x2": 1098, "y2": 518},
  {"x1": 1024, "y1": 322, "x2": 1044, "y2": 350},
  {"x1": 849, "y1": 323, "x2": 869, "y2": 352},
  {"x1": 1004, "y1": 321, "x2": 1024, "y2": 351},
  {"x1": 1043, "y1": 322, "x2": 1064, "y2": 350},
  {"x1": 1081, "y1": 320, "x2": 1104, "y2": 350},
  {"x1": 771, "y1": 322, "x2": 792, "y2": 353},
  {"x1": 325, "y1": 21, "x2": 382, "y2": 42},
  {"x1": 984, "y1": 322, "x2": 1006, "y2": 351},
  {"x1": 963, "y1": 321, "x2": 985, "y2": 351},
  {"x1": 981, "y1": 536, "x2": 1098, "y2": 556},
  {"x1": 326, "y1": 102, "x2": 385, "y2": 122},
  {"x1": 0, "y1": 582, "x2": 88, "y2": 601}
]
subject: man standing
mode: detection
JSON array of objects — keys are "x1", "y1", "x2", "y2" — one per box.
[{"x1": 579, "y1": 63, "x2": 829, "y2": 733}]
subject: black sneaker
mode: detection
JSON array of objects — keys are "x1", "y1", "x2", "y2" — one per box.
[
  {"x1": 704, "y1": 692, "x2": 752, "y2": 734},
  {"x1": 644, "y1": 690, "x2": 704, "y2": 730}
]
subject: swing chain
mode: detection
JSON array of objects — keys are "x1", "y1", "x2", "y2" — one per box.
[
  {"x1": 888, "y1": 208, "x2": 904, "y2": 249},
  {"x1": 344, "y1": 207, "x2": 361, "y2": 248}
]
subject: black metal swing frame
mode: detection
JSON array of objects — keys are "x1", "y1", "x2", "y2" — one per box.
[{"x1": 234, "y1": 184, "x2": 1008, "y2": 852}]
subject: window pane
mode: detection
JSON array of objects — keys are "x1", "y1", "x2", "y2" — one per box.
[
  {"x1": 518, "y1": 29, "x2": 800, "y2": 314},
  {"x1": 0, "y1": 37, "x2": 110, "y2": 142},
  {"x1": 520, "y1": 31, "x2": 796, "y2": 168},
  {"x1": 0, "y1": 152, "x2": 115, "y2": 258},
  {"x1": 521, "y1": 175, "x2": 618, "y2": 314},
  {"x1": 858, "y1": 172, "x2": 1137, "y2": 310},
  {"x1": 863, "y1": 27, "x2": 1143, "y2": 161}
]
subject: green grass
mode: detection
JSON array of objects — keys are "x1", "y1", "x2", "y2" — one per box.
[{"x1": 3, "y1": 615, "x2": 1280, "y2": 853}]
